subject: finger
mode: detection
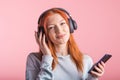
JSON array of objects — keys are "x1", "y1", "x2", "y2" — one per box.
[
  {"x1": 98, "y1": 62, "x2": 105, "y2": 71},
  {"x1": 42, "y1": 34, "x2": 46, "y2": 45},
  {"x1": 91, "y1": 70, "x2": 102, "y2": 77},
  {"x1": 34, "y1": 31, "x2": 37, "y2": 39},
  {"x1": 42, "y1": 34, "x2": 49, "y2": 49},
  {"x1": 97, "y1": 62, "x2": 105, "y2": 73},
  {"x1": 39, "y1": 31, "x2": 43, "y2": 46},
  {"x1": 94, "y1": 65, "x2": 102, "y2": 73},
  {"x1": 101, "y1": 61, "x2": 105, "y2": 67},
  {"x1": 35, "y1": 31, "x2": 39, "y2": 43}
]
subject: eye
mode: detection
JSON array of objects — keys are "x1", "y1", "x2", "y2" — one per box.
[
  {"x1": 48, "y1": 27, "x2": 53, "y2": 30},
  {"x1": 48, "y1": 25, "x2": 55, "y2": 30},
  {"x1": 60, "y1": 22, "x2": 66, "y2": 26}
]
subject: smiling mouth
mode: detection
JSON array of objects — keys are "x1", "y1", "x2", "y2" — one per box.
[{"x1": 56, "y1": 34, "x2": 66, "y2": 39}]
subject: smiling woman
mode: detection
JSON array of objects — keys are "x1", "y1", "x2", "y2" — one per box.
[
  {"x1": 26, "y1": 8, "x2": 105, "y2": 80},
  {"x1": 47, "y1": 14, "x2": 70, "y2": 45}
]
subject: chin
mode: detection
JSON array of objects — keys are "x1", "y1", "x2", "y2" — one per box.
[{"x1": 56, "y1": 39, "x2": 68, "y2": 44}]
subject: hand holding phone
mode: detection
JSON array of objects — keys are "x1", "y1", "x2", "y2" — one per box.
[{"x1": 88, "y1": 54, "x2": 112, "y2": 73}]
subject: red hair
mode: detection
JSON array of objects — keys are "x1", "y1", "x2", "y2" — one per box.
[{"x1": 38, "y1": 8, "x2": 83, "y2": 72}]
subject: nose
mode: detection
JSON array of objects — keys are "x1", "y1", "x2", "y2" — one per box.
[{"x1": 55, "y1": 25, "x2": 63, "y2": 34}]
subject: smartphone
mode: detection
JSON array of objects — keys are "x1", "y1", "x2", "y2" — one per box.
[
  {"x1": 37, "y1": 27, "x2": 48, "y2": 43},
  {"x1": 88, "y1": 54, "x2": 112, "y2": 73}
]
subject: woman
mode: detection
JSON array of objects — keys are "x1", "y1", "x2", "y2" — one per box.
[{"x1": 26, "y1": 8, "x2": 105, "y2": 80}]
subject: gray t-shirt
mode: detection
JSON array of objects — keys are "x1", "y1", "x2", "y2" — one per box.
[{"x1": 26, "y1": 52, "x2": 98, "y2": 80}]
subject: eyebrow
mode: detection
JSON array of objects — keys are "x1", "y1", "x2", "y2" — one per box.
[
  {"x1": 47, "y1": 19, "x2": 65, "y2": 26},
  {"x1": 60, "y1": 19, "x2": 65, "y2": 22}
]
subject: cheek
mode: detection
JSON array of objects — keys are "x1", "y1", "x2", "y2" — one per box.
[
  {"x1": 67, "y1": 27, "x2": 70, "y2": 38},
  {"x1": 65, "y1": 25, "x2": 70, "y2": 32},
  {"x1": 67, "y1": 32, "x2": 70, "y2": 39},
  {"x1": 48, "y1": 33, "x2": 55, "y2": 41}
]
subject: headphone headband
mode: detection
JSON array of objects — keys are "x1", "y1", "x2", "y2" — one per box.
[{"x1": 38, "y1": 8, "x2": 72, "y2": 24}]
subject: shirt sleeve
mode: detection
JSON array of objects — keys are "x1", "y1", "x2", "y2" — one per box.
[
  {"x1": 83, "y1": 55, "x2": 98, "y2": 80},
  {"x1": 86, "y1": 74, "x2": 98, "y2": 80},
  {"x1": 26, "y1": 53, "x2": 54, "y2": 80}
]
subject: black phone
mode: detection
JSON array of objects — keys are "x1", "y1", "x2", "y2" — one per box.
[
  {"x1": 37, "y1": 27, "x2": 48, "y2": 43},
  {"x1": 88, "y1": 54, "x2": 112, "y2": 73}
]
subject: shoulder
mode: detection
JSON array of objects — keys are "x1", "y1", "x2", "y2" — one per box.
[
  {"x1": 26, "y1": 52, "x2": 42, "y2": 62},
  {"x1": 83, "y1": 54, "x2": 94, "y2": 68},
  {"x1": 26, "y1": 52, "x2": 42, "y2": 71},
  {"x1": 83, "y1": 55, "x2": 93, "y2": 63},
  {"x1": 27, "y1": 52, "x2": 38, "y2": 58},
  {"x1": 82, "y1": 55, "x2": 97, "y2": 80}
]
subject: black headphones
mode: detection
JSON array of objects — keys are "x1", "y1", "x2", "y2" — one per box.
[{"x1": 38, "y1": 8, "x2": 77, "y2": 33}]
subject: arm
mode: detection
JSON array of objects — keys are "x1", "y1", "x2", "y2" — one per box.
[
  {"x1": 26, "y1": 30, "x2": 54, "y2": 80},
  {"x1": 26, "y1": 53, "x2": 54, "y2": 80}
]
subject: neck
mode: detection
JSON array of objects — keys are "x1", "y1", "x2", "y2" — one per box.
[{"x1": 54, "y1": 44, "x2": 68, "y2": 56}]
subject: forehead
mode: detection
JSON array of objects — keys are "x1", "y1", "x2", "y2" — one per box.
[{"x1": 47, "y1": 13, "x2": 64, "y2": 24}]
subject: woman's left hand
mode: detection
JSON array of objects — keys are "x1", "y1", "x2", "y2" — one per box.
[{"x1": 90, "y1": 61, "x2": 105, "y2": 78}]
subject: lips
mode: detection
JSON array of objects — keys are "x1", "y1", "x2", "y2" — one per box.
[{"x1": 56, "y1": 34, "x2": 66, "y2": 39}]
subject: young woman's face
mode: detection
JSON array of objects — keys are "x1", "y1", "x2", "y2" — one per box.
[{"x1": 46, "y1": 13, "x2": 70, "y2": 45}]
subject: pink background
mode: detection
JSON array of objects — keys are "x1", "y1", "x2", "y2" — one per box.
[{"x1": 0, "y1": 0, "x2": 120, "y2": 80}]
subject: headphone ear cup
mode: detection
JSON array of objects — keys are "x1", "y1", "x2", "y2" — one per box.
[
  {"x1": 68, "y1": 19, "x2": 74, "y2": 33},
  {"x1": 72, "y1": 20, "x2": 77, "y2": 30},
  {"x1": 37, "y1": 26, "x2": 45, "y2": 37},
  {"x1": 68, "y1": 19, "x2": 77, "y2": 33}
]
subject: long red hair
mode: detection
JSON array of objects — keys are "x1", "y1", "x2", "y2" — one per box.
[{"x1": 38, "y1": 8, "x2": 83, "y2": 72}]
